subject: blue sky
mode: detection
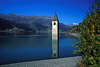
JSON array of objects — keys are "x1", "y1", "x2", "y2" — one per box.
[{"x1": 0, "y1": 0, "x2": 93, "y2": 24}]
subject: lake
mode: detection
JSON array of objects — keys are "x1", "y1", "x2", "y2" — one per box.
[{"x1": 0, "y1": 33, "x2": 79, "y2": 65}]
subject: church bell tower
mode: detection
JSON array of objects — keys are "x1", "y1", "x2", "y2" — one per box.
[
  {"x1": 52, "y1": 13, "x2": 59, "y2": 58},
  {"x1": 52, "y1": 13, "x2": 59, "y2": 40}
]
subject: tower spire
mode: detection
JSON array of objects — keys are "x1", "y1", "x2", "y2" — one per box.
[{"x1": 53, "y1": 12, "x2": 58, "y2": 21}]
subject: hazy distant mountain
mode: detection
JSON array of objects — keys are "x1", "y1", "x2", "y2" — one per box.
[
  {"x1": 0, "y1": 18, "x2": 13, "y2": 30},
  {"x1": 0, "y1": 14, "x2": 73, "y2": 34}
]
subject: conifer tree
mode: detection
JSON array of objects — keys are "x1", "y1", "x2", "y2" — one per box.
[{"x1": 73, "y1": 0, "x2": 100, "y2": 67}]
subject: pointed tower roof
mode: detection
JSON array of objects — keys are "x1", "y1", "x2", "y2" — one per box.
[{"x1": 53, "y1": 13, "x2": 59, "y2": 21}]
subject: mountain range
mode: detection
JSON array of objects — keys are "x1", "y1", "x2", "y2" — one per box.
[{"x1": 0, "y1": 14, "x2": 73, "y2": 34}]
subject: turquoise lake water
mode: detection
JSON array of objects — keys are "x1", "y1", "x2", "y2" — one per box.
[{"x1": 0, "y1": 34, "x2": 79, "y2": 65}]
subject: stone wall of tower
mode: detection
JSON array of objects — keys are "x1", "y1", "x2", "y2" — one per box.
[{"x1": 52, "y1": 21, "x2": 59, "y2": 40}]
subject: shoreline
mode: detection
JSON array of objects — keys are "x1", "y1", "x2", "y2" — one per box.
[
  {"x1": 0, "y1": 56, "x2": 81, "y2": 67},
  {"x1": 67, "y1": 32, "x2": 80, "y2": 38}
]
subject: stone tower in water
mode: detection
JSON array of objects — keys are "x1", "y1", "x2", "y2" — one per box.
[
  {"x1": 52, "y1": 13, "x2": 59, "y2": 40},
  {"x1": 52, "y1": 13, "x2": 59, "y2": 58}
]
